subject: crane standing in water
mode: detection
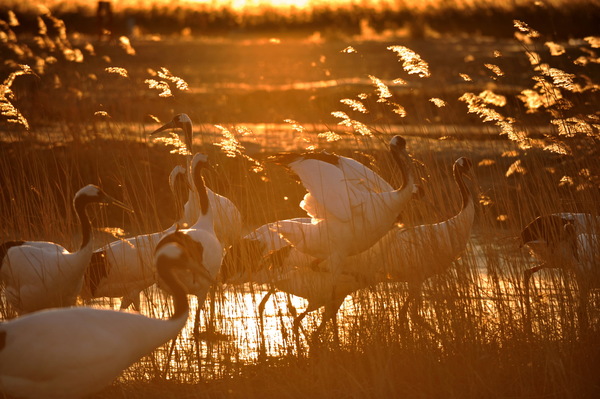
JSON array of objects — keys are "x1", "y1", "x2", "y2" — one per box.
[
  {"x1": 0, "y1": 240, "x2": 199, "y2": 399},
  {"x1": 520, "y1": 212, "x2": 600, "y2": 335},
  {"x1": 0, "y1": 184, "x2": 131, "y2": 315},
  {"x1": 80, "y1": 165, "x2": 189, "y2": 311}
]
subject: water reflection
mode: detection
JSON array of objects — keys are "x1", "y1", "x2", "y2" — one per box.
[
  {"x1": 99, "y1": 238, "x2": 584, "y2": 381},
  {"x1": 0, "y1": 239, "x2": 589, "y2": 382}
]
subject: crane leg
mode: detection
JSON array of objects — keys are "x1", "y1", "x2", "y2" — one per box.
[
  {"x1": 293, "y1": 310, "x2": 310, "y2": 356},
  {"x1": 523, "y1": 264, "x2": 546, "y2": 336},
  {"x1": 407, "y1": 283, "x2": 441, "y2": 338},
  {"x1": 257, "y1": 287, "x2": 275, "y2": 357},
  {"x1": 192, "y1": 302, "x2": 203, "y2": 370},
  {"x1": 312, "y1": 297, "x2": 345, "y2": 347},
  {"x1": 399, "y1": 282, "x2": 418, "y2": 328},
  {"x1": 162, "y1": 335, "x2": 178, "y2": 379},
  {"x1": 576, "y1": 281, "x2": 590, "y2": 338},
  {"x1": 285, "y1": 292, "x2": 298, "y2": 318},
  {"x1": 206, "y1": 283, "x2": 218, "y2": 337}
]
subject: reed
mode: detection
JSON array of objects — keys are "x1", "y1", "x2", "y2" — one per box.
[{"x1": 1, "y1": 9, "x2": 599, "y2": 399}]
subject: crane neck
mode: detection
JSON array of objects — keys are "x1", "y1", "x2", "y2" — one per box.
[
  {"x1": 193, "y1": 162, "x2": 212, "y2": 221},
  {"x1": 454, "y1": 166, "x2": 472, "y2": 211},
  {"x1": 184, "y1": 122, "x2": 194, "y2": 155},
  {"x1": 172, "y1": 177, "x2": 188, "y2": 226},
  {"x1": 74, "y1": 197, "x2": 93, "y2": 252},
  {"x1": 391, "y1": 148, "x2": 413, "y2": 192}
]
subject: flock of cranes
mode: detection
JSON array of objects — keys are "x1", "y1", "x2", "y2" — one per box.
[{"x1": 0, "y1": 112, "x2": 597, "y2": 398}]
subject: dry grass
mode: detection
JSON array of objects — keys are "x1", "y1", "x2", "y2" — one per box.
[{"x1": 1, "y1": 9, "x2": 600, "y2": 399}]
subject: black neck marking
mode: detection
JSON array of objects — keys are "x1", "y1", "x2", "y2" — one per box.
[
  {"x1": 155, "y1": 245, "x2": 190, "y2": 320},
  {"x1": 390, "y1": 147, "x2": 409, "y2": 190},
  {"x1": 453, "y1": 162, "x2": 472, "y2": 211},
  {"x1": 74, "y1": 195, "x2": 94, "y2": 251},
  {"x1": 183, "y1": 123, "x2": 193, "y2": 154}
]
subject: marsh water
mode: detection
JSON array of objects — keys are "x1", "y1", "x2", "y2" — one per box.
[{"x1": 2, "y1": 31, "x2": 596, "y2": 382}]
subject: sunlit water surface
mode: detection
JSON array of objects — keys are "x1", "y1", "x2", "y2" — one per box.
[{"x1": 75, "y1": 237, "x2": 595, "y2": 382}]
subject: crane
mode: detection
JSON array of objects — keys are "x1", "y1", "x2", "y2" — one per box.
[
  {"x1": 0, "y1": 184, "x2": 131, "y2": 315},
  {"x1": 0, "y1": 240, "x2": 198, "y2": 399}
]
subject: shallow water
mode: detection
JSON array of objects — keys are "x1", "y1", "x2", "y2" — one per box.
[{"x1": 89, "y1": 236, "x2": 581, "y2": 377}]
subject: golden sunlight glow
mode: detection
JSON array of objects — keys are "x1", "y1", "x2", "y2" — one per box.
[
  {"x1": 229, "y1": 0, "x2": 311, "y2": 9},
  {"x1": 179, "y1": 0, "x2": 400, "y2": 12}
]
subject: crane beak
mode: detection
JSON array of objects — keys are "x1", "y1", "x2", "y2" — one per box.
[
  {"x1": 106, "y1": 195, "x2": 135, "y2": 213},
  {"x1": 150, "y1": 120, "x2": 176, "y2": 136}
]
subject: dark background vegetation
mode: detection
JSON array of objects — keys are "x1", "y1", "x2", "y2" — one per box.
[{"x1": 2, "y1": 0, "x2": 600, "y2": 39}]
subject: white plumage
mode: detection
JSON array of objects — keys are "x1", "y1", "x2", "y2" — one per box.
[
  {"x1": 221, "y1": 140, "x2": 419, "y2": 342},
  {"x1": 0, "y1": 240, "x2": 197, "y2": 399},
  {"x1": 151, "y1": 113, "x2": 243, "y2": 246},
  {"x1": 80, "y1": 166, "x2": 189, "y2": 310},
  {"x1": 0, "y1": 185, "x2": 131, "y2": 315},
  {"x1": 169, "y1": 164, "x2": 190, "y2": 229},
  {"x1": 187, "y1": 189, "x2": 244, "y2": 247},
  {"x1": 367, "y1": 157, "x2": 475, "y2": 331},
  {"x1": 221, "y1": 219, "x2": 370, "y2": 345},
  {"x1": 220, "y1": 217, "x2": 313, "y2": 286},
  {"x1": 156, "y1": 153, "x2": 224, "y2": 335},
  {"x1": 270, "y1": 135, "x2": 416, "y2": 280}
]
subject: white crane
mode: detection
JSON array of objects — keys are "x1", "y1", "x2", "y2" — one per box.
[
  {"x1": 80, "y1": 166, "x2": 189, "y2": 311},
  {"x1": 520, "y1": 212, "x2": 600, "y2": 334},
  {"x1": 221, "y1": 220, "x2": 374, "y2": 349},
  {"x1": 169, "y1": 164, "x2": 190, "y2": 229},
  {"x1": 0, "y1": 240, "x2": 198, "y2": 399},
  {"x1": 367, "y1": 156, "x2": 475, "y2": 335},
  {"x1": 221, "y1": 140, "x2": 419, "y2": 346},
  {"x1": 269, "y1": 135, "x2": 416, "y2": 283},
  {"x1": 220, "y1": 217, "x2": 312, "y2": 333},
  {"x1": 155, "y1": 152, "x2": 224, "y2": 338},
  {"x1": 151, "y1": 113, "x2": 243, "y2": 246},
  {"x1": 0, "y1": 184, "x2": 131, "y2": 315}
]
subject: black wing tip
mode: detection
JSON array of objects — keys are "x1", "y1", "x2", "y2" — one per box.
[
  {"x1": 267, "y1": 152, "x2": 302, "y2": 166},
  {"x1": 301, "y1": 151, "x2": 339, "y2": 166},
  {"x1": 87, "y1": 250, "x2": 108, "y2": 296},
  {"x1": 268, "y1": 151, "x2": 340, "y2": 167}
]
